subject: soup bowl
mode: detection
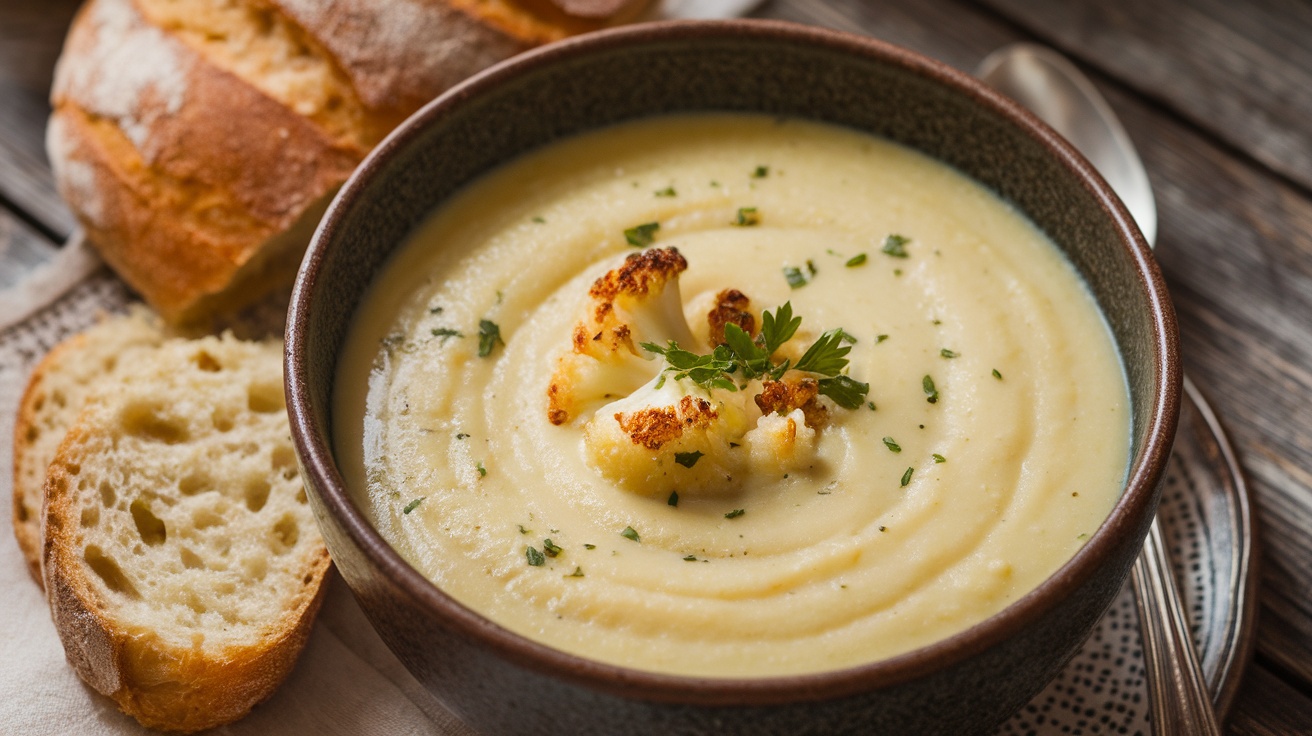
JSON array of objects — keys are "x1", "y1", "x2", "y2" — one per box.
[{"x1": 286, "y1": 19, "x2": 1179, "y2": 735}]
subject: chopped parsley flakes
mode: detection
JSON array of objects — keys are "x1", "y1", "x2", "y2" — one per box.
[
  {"x1": 402, "y1": 497, "x2": 425, "y2": 514},
  {"x1": 431, "y1": 327, "x2": 463, "y2": 343},
  {"x1": 543, "y1": 539, "x2": 563, "y2": 557},
  {"x1": 477, "y1": 320, "x2": 503, "y2": 357},
  {"x1": 901, "y1": 467, "x2": 914, "y2": 487},
  {"x1": 933, "y1": 453, "x2": 947, "y2": 463},
  {"x1": 526, "y1": 546, "x2": 545, "y2": 566},
  {"x1": 882, "y1": 234, "x2": 910, "y2": 258},
  {"x1": 752, "y1": 165, "x2": 769, "y2": 178},
  {"x1": 733, "y1": 207, "x2": 761, "y2": 226},
  {"x1": 845, "y1": 253, "x2": 868, "y2": 267},
  {"x1": 882, "y1": 437, "x2": 902, "y2": 453},
  {"x1": 675, "y1": 451, "x2": 704, "y2": 468},
  {"x1": 923, "y1": 375, "x2": 939, "y2": 404},
  {"x1": 668, "y1": 490, "x2": 679, "y2": 507},
  {"x1": 724, "y1": 509, "x2": 745, "y2": 519},
  {"x1": 621, "y1": 526, "x2": 640, "y2": 542},
  {"x1": 654, "y1": 186, "x2": 677, "y2": 198},
  {"x1": 624, "y1": 222, "x2": 660, "y2": 247},
  {"x1": 783, "y1": 266, "x2": 809, "y2": 289},
  {"x1": 993, "y1": 368, "x2": 1003, "y2": 380},
  {"x1": 940, "y1": 348, "x2": 959, "y2": 359}
]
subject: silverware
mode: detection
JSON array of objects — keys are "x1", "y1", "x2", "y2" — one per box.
[{"x1": 977, "y1": 43, "x2": 1221, "y2": 735}]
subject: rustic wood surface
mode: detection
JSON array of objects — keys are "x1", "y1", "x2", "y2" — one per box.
[{"x1": 3, "y1": 0, "x2": 1310, "y2": 732}]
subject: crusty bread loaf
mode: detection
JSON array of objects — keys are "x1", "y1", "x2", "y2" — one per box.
[
  {"x1": 48, "y1": 0, "x2": 647, "y2": 325},
  {"x1": 12, "y1": 307, "x2": 168, "y2": 586},
  {"x1": 41, "y1": 331, "x2": 330, "y2": 733}
]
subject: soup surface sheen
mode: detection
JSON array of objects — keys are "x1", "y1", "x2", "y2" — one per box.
[{"x1": 334, "y1": 114, "x2": 1130, "y2": 677}]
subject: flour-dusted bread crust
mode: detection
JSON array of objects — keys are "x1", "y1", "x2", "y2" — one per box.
[
  {"x1": 47, "y1": 0, "x2": 647, "y2": 326},
  {"x1": 12, "y1": 308, "x2": 168, "y2": 586},
  {"x1": 41, "y1": 333, "x2": 330, "y2": 733}
]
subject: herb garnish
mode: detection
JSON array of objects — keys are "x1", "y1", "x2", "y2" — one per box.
[
  {"x1": 621, "y1": 526, "x2": 640, "y2": 542},
  {"x1": 932, "y1": 453, "x2": 947, "y2": 463},
  {"x1": 923, "y1": 375, "x2": 939, "y2": 404},
  {"x1": 624, "y1": 222, "x2": 660, "y2": 247},
  {"x1": 674, "y1": 451, "x2": 704, "y2": 468},
  {"x1": 402, "y1": 497, "x2": 425, "y2": 514},
  {"x1": 900, "y1": 467, "x2": 914, "y2": 487},
  {"x1": 655, "y1": 186, "x2": 677, "y2": 198},
  {"x1": 477, "y1": 320, "x2": 503, "y2": 357},
  {"x1": 456, "y1": 433, "x2": 470, "y2": 440},
  {"x1": 752, "y1": 165, "x2": 769, "y2": 178},
  {"x1": 526, "y1": 546, "x2": 545, "y2": 566},
  {"x1": 667, "y1": 490, "x2": 679, "y2": 507},
  {"x1": 584, "y1": 543, "x2": 596, "y2": 550},
  {"x1": 724, "y1": 509, "x2": 745, "y2": 519},
  {"x1": 431, "y1": 327, "x2": 463, "y2": 343},
  {"x1": 517, "y1": 524, "x2": 530, "y2": 534},
  {"x1": 940, "y1": 348, "x2": 959, "y2": 359},
  {"x1": 882, "y1": 437, "x2": 902, "y2": 453},
  {"x1": 532, "y1": 216, "x2": 546, "y2": 224},
  {"x1": 566, "y1": 567, "x2": 585, "y2": 577},
  {"x1": 876, "y1": 334, "x2": 889, "y2": 343},
  {"x1": 783, "y1": 266, "x2": 809, "y2": 289},
  {"x1": 641, "y1": 302, "x2": 869, "y2": 409},
  {"x1": 867, "y1": 401, "x2": 877, "y2": 411},
  {"x1": 881, "y1": 234, "x2": 910, "y2": 258},
  {"x1": 683, "y1": 554, "x2": 698, "y2": 562},
  {"x1": 733, "y1": 207, "x2": 760, "y2": 226},
  {"x1": 476, "y1": 461, "x2": 487, "y2": 477},
  {"x1": 992, "y1": 368, "x2": 1003, "y2": 380},
  {"x1": 543, "y1": 539, "x2": 563, "y2": 557},
  {"x1": 845, "y1": 253, "x2": 868, "y2": 267}
]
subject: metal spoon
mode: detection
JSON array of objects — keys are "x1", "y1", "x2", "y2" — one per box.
[{"x1": 977, "y1": 43, "x2": 1220, "y2": 735}]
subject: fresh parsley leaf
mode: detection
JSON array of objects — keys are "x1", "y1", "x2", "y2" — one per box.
[
  {"x1": 900, "y1": 467, "x2": 914, "y2": 487},
  {"x1": 838, "y1": 329, "x2": 857, "y2": 345},
  {"x1": 882, "y1": 437, "x2": 901, "y2": 453},
  {"x1": 818, "y1": 375, "x2": 869, "y2": 409},
  {"x1": 923, "y1": 375, "x2": 939, "y2": 404},
  {"x1": 734, "y1": 207, "x2": 760, "y2": 226},
  {"x1": 882, "y1": 234, "x2": 910, "y2": 258},
  {"x1": 724, "y1": 509, "x2": 745, "y2": 519},
  {"x1": 674, "y1": 451, "x2": 704, "y2": 468},
  {"x1": 667, "y1": 490, "x2": 679, "y2": 507},
  {"x1": 402, "y1": 497, "x2": 425, "y2": 514},
  {"x1": 543, "y1": 539, "x2": 563, "y2": 557},
  {"x1": 783, "y1": 266, "x2": 808, "y2": 289},
  {"x1": 641, "y1": 341, "x2": 739, "y2": 392},
  {"x1": 845, "y1": 253, "x2": 868, "y2": 267},
  {"x1": 431, "y1": 327, "x2": 463, "y2": 343},
  {"x1": 526, "y1": 546, "x2": 545, "y2": 566},
  {"x1": 477, "y1": 320, "x2": 503, "y2": 357},
  {"x1": 758, "y1": 302, "x2": 801, "y2": 357},
  {"x1": 624, "y1": 222, "x2": 660, "y2": 247},
  {"x1": 621, "y1": 526, "x2": 640, "y2": 542},
  {"x1": 795, "y1": 329, "x2": 852, "y2": 376}
]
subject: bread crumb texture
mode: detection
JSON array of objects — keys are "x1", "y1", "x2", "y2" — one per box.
[
  {"x1": 41, "y1": 330, "x2": 329, "y2": 733},
  {"x1": 13, "y1": 307, "x2": 167, "y2": 585}
]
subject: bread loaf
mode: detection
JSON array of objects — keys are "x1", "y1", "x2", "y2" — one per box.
[
  {"x1": 48, "y1": 0, "x2": 647, "y2": 325},
  {"x1": 40, "y1": 329, "x2": 329, "y2": 733},
  {"x1": 12, "y1": 307, "x2": 168, "y2": 585}
]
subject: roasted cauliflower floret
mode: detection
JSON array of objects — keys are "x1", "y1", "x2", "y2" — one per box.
[
  {"x1": 754, "y1": 371, "x2": 829, "y2": 429},
  {"x1": 743, "y1": 408, "x2": 819, "y2": 474},
  {"x1": 548, "y1": 247, "x2": 694, "y2": 425},
  {"x1": 583, "y1": 372, "x2": 753, "y2": 495},
  {"x1": 706, "y1": 288, "x2": 755, "y2": 348}
]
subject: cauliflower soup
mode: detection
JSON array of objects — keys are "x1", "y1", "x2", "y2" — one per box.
[{"x1": 333, "y1": 114, "x2": 1130, "y2": 677}]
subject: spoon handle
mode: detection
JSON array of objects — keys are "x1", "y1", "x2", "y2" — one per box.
[{"x1": 1131, "y1": 516, "x2": 1222, "y2": 735}]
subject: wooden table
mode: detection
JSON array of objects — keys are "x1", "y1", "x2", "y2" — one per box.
[{"x1": 3, "y1": 1, "x2": 1310, "y2": 732}]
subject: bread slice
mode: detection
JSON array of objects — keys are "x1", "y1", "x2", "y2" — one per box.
[
  {"x1": 12, "y1": 308, "x2": 168, "y2": 586},
  {"x1": 41, "y1": 332, "x2": 330, "y2": 733}
]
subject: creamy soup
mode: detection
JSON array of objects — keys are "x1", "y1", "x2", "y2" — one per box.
[{"x1": 334, "y1": 115, "x2": 1130, "y2": 677}]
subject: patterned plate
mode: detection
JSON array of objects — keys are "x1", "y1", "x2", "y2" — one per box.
[{"x1": 998, "y1": 377, "x2": 1258, "y2": 735}]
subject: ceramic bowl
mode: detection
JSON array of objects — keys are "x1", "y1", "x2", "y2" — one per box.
[{"x1": 286, "y1": 19, "x2": 1180, "y2": 735}]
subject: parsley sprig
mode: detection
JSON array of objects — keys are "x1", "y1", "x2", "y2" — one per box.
[{"x1": 640, "y1": 302, "x2": 869, "y2": 409}]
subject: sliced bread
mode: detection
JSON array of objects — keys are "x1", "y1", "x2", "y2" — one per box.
[
  {"x1": 12, "y1": 307, "x2": 168, "y2": 586},
  {"x1": 41, "y1": 332, "x2": 329, "y2": 733}
]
